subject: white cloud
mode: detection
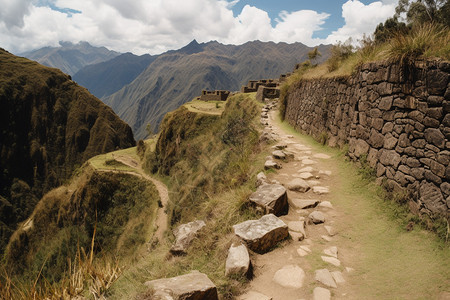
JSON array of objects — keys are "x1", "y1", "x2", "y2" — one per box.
[
  {"x1": 326, "y1": 0, "x2": 396, "y2": 45},
  {"x1": 0, "y1": 0, "x2": 395, "y2": 55}
]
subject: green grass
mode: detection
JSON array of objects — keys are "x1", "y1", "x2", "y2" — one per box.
[
  {"x1": 275, "y1": 116, "x2": 450, "y2": 299},
  {"x1": 184, "y1": 99, "x2": 226, "y2": 115}
]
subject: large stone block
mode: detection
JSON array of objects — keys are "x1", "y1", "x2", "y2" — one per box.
[
  {"x1": 249, "y1": 184, "x2": 288, "y2": 216},
  {"x1": 378, "y1": 149, "x2": 401, "y2": 168},
  {"x1": 233, "y1": 214, "x2": 288, "y2": 253},
  {"x1": 144, "y1": 270, "x2": 218, "y2": 300},
  {"x1": 424, "y1": 128, "x2": 445, "y2": 148},
  {"x1": 170, "y1": 220, "x2": 206, "y2": 255}
]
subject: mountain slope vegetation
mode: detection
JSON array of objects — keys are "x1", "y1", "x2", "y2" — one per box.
[
  {"x1": 0, "y1": 48, "x2": 135, "y2": 254},
  {"x1": 104, "y1": 40, "x2": 331, "y2": 139},
  {"x1": 21, "y1": 41, "x2": 120, "y2": 76}
]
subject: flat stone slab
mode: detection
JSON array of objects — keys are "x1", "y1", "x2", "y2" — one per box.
[
  {"x1": 331, "y1": 271, "x2": 346, "y2": 284},
  {"x1": 265, "y1": 160, "x2": 281, "y2": 170},
  {"x1": 313, "y1": 287, "x2": 331, "y2": 300},
  {"x1": 233, "y1": 214, "x2": 288, "y2": 254},
  {"x1": 302, "y1": 159, "x2": 316, "y2": 165},
  {"x1": 286, "y1": 178, "x2": 310, "y2": 192},
  {"x1": 297, "y1": 247, "x2": 309, "y2": 256},
  {"x1": 287, "y1": 220, "x2": 306, "y2": 236},
  {"x1": 318, "y1": 201, "x2": 333, "y2": 209},
  {"x1": 319, "y1": 170, "x2": 332, "y2": 176},
  {"x1": 225, "y1": 244, "x2": 251, "y2": 277},
  {"x1": 272, "y1": 150, "x2": 286, "y2": 159},
  {"x1": 299, "y1": 166, "x2": 314, "y2": 173},
  {"x1": 323, "y1": 246, "x2": 338, "y2": 258},
  {"x1": 290, "y1": 199, "x2": 319, "y2": 210},
  {"x1": 309, "y1": 211, "x2": 326, "y2": 224},
  {"x1": 273, "y1": 265, "x2": 305, "y2": 289},
  {"x1": 170, "y1": 220, "x2": 206, "y2": 255},
  {"x1": 321, "y1": 256, "x2": 341, "y2": 267},
  {"x1": 313, "y1": 186, "x2": 330, "y2": 194},
  {"x1": 144, "y1": 270, "x2": 218, "y2": 300},
  {"x1": 315, "y1": 269, "x2": 337, "y2": 288},
  {"x1": 298, "y1": 172, "x2": 314, "y2": 179},
  {"x1": 321, "y1": 235, "x2": 333, "y2": 242},
  {"x1": 313, "y1": 153, "x2": 331, "y2": 159},
  {"x1": 238, "y1": 291, "x2": 272, "y2": 300},
  {"x1": 249, "y1": 184, "x2": 288, "y2": 216}
]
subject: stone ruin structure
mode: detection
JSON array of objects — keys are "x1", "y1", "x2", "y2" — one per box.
[
  {"x1": 200, "y1": 90, "x2": 230, "y2": 101},
  {"x1": 241, "y1": 79, "x2": 281, "y2": 102}
]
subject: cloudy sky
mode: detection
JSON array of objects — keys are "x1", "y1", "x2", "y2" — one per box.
[{"x1": 0, "y1": 0, "x2": 397, "y2": 55}]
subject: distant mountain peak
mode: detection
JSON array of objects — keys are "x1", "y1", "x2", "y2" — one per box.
[{"x1": 178, "y1": 39, "x2": 204, "y2": 55}]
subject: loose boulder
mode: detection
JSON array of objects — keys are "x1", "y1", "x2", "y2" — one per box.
[
  {"x1": 233, "y1": 214, "x2": 288, "y2": 253},
  {"x1": 144, "y1": 270, "x2": 218, "y2": 300},
  {"x1": 225, "y1": 244, "x2": 251, "y2": 277},
  {"x1": 170, "y1": 220, "x2": 206, "y2": 255},
  {"x1": 249, "y1": 184, "x2": 288, "y2": 216}
]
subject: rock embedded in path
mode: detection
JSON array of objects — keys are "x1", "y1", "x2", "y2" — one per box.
[
  {"x1": 272, "y1": 265, "x2": 305, "y2": 289},
  {"x1": 238, "y1": 291, "x2": 272, "y2": 300},
  {"x1": 324, "y1": 225, "x2": 336, "y2": 236},
  {"x1": 313, "y1": 186, "x2": 330, "y2": 194},
  {"x1": 302, "y1": 158, "x2": 316, "y2": 165},
  {"x1": 313, "y1": 153, "x2": 331, "y2": 159},
  {"x1": 274, "y1": 143, "x2": 287, "y2": 150},
  {"x1": 318, "y1": 201, "x2": 333, "y2": 209},
  {"x1": 144, "y1": 270, "x2": 218, "y2": 300},
  {"x1": 289, "y1": 231, "x2": 304, "y2": 241},
  {"x1": 331, "y1": 271, "x2": 346, "y2": 284},
  {"x1": 309, "y1": 211, "x2": 326, "y2": 224},
  {"x1": 315, "y1": 269, "x2": 337, "y2": 288},
  {"x1": 290, "y1": 199, "x2": 319, "y2": 210},
  {"x1": 272, "y1": 150, "x2": 286, "y2": 159},
  {"x1": 323, "y1": 246, "x2": 338, "y2": 258},
  {"x1": 321, "y1": 256, "x2": 341, "y2": 267},
  {"x1": 287, "y1": 220, "x2": 306, "y2": 236},
  {"x1": 170, "y1": 220, "x2": 206, "y2": 255},
  {"x1": 249, "y1": 184, "x2": 288, "y2": 216},
  {"x1": 233, "y1": 214, "x2": 288, "y2": 254},
  {"x1": 286, "y1": 178, "x2": 310, "y2": 193},
  {"x1": 298, "y1": 172, "x2": 314, "y2": 180},
  {"x1": 299, "y1": 166, "x2": 314, "y2": 173},
  {"x1": 225, "y1": 244, "x2": 251, "y2": 277},
  {"x1": 313, "y1": 287, "x2": 331, "y2": 300},
  {"x1": 265, "y1": 160, "x2": 281, "y2": 170}
]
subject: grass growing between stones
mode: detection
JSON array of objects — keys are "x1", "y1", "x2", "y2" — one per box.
[{"x1": 275, "y1": 116, "x2": 450, "y2": 299}]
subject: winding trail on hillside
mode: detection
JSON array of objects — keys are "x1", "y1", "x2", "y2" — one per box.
[
  {"x1": 240, "y1": 106, "x2": 356, "y2": 300},
  {"x1": 95, "y1": 155, "x2": 169, "y2": 243}
]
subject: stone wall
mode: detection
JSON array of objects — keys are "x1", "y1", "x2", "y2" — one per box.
[
  {"x1": 200, "y1": 90, "x2": 230, "y2": 101},
  {"x1": 284, "y1": 60, "x2": 449, "y2": 218}
]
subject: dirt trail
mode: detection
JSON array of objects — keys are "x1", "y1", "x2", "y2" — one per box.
[
  {"x1": 104, "y1": 155, "x2": 169, "y2": 243},
  {"x1": 239, "y1": 109, "x2": 355, "y2": 300}
]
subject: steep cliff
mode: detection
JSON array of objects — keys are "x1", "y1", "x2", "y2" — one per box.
[{"x1": 0, "y1": 48, "x2": 135, "y2": 253}]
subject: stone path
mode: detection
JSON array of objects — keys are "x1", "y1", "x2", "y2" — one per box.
[{"x1": 238, "y1": 102, "x2": 354, "y2": 300}]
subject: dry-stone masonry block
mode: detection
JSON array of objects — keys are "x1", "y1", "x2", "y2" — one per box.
[
  {"x1": 233, "y1": 214, "x2": 288, "y2": 254},
  {"x1": 249, "y1": 184, "x2": 288, "y2": 216},
  {"x1": 225, "y1": 244, "x2": 251, "y2": 277},
  {"x1": 265, "y1": 160, "x2": 281, "y2": 170},
  {"x1": 144, "y1": 270, "x2": 218, "y2": 300},
  {"x1": 272, "y1": 150, "x2": 286, "y2": 159},
  {"x1": 170, "y1": 220, "x2": 206, "y2": 255}
]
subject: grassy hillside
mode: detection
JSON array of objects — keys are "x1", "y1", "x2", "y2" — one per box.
[
  {"x1": 2, "y1": 165, "x2": 160, "y2": 298},
  {"x1": 0, "y1": 48, "x2": 135, "y2": 255}
]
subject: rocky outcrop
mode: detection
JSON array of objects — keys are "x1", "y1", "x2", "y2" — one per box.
[
  {"x1": 284, "y1": 59, "x2": 449, "y2": 218},
  {"x1": 233, "y1": 214, "x2": 288, "y2": 253},
  {"x1": 249, "y1": 184, "x2": 288, "y2": 216},
  {"x1": 170, "y1": 220, "x2": 206, "y2": 255},
  {"x1": 144, "y1": 270, "x2": 218, "y2": 300}
]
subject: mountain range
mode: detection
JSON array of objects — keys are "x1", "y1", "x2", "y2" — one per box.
[
  {"x1": 20, "y1": 41, "x2": 120, "y2": 75},
  {"x1": 101, "y1": 40, "x2": 331, "y2": 139},
  {"x1": 21, "y1": 40, "x2": 331, "y2": 139}
]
